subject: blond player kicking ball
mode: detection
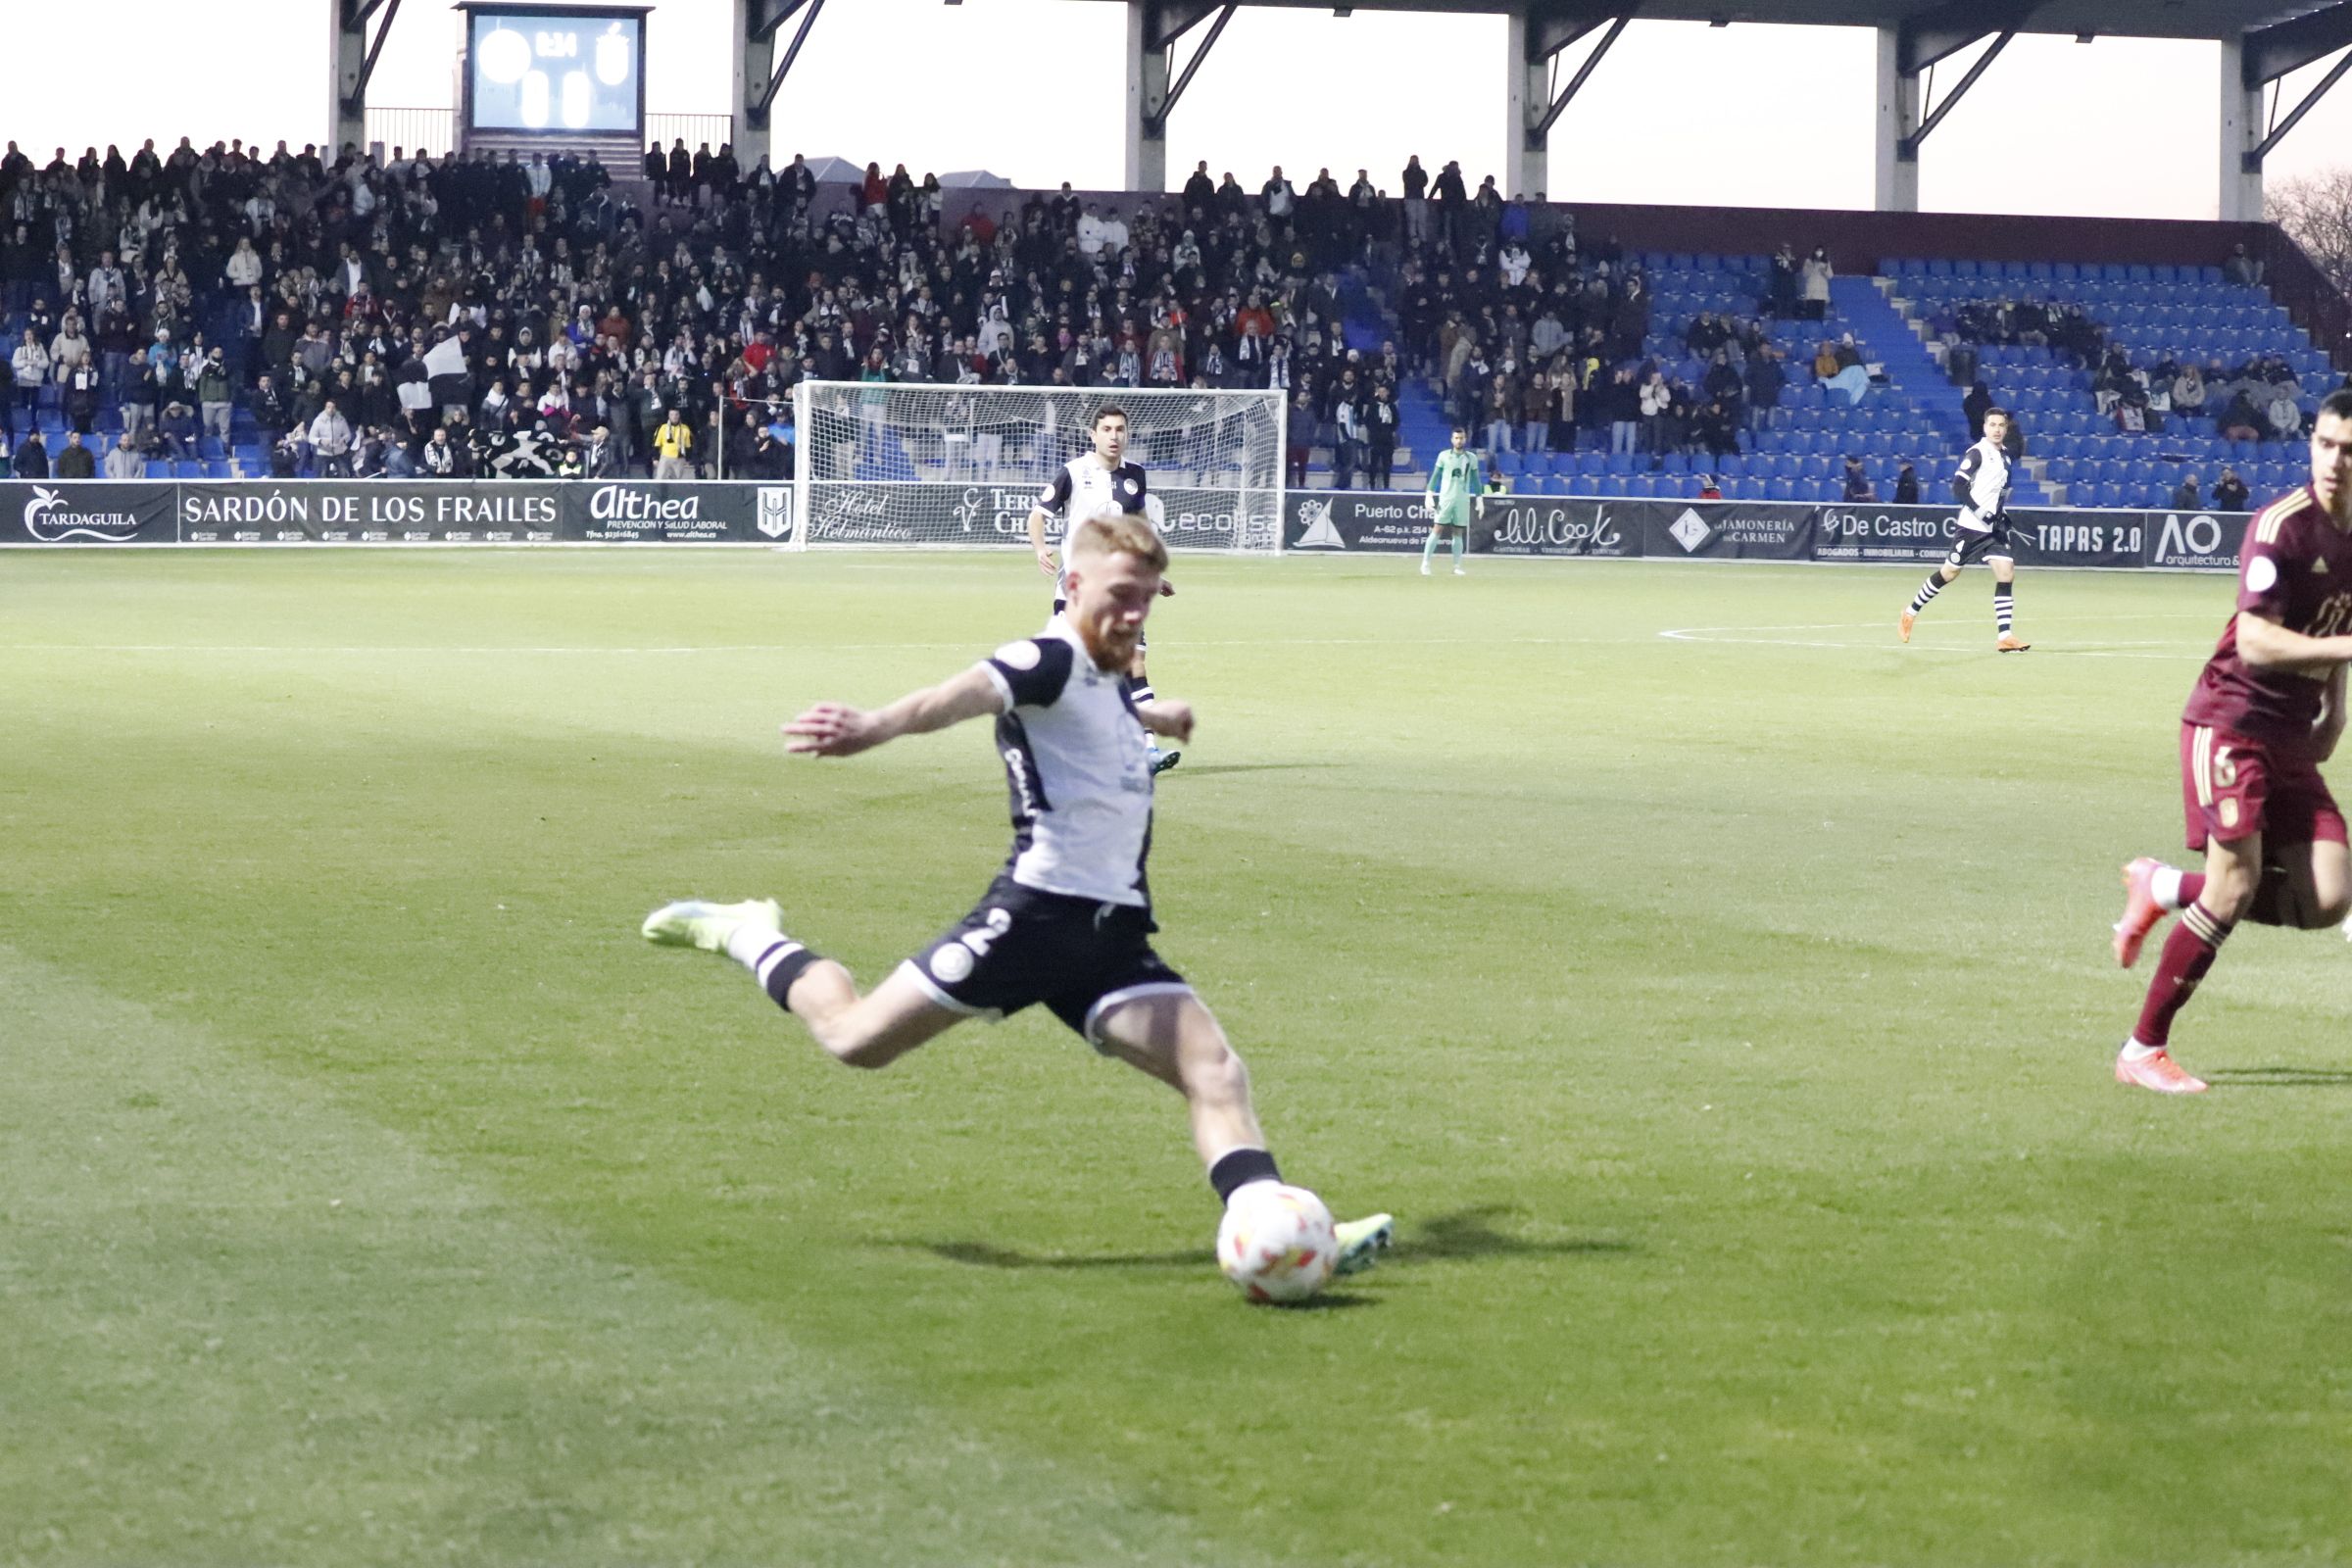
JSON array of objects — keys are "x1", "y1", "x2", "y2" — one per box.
[
  {"x1": 2109, "y1": 389, "x2": 2352, "y2": 1092},
  {"x1": 642, "y1": 509, "x2": 1393, "y2": 1283}
]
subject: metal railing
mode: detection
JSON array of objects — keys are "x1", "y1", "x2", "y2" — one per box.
[
  {"x1": 645, "y1": 114, "x2": 737, "y2": 155},
  {"x1": 364, "y1": 107, "x2": 458, "y2": 160},
  {"x1": 363, "y1": 109, "x2": 736, "y2": 163}
]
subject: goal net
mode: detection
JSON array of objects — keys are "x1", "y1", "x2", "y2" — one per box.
[{"x1": 788, "y1": 381, "x2": 1285, "y2": 553}]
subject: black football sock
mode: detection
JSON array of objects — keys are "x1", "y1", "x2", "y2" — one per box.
[
  {"x1": 757, "y1": 941, "x2": 821, "y2": 1013},
  {"x1": 1209, "y1": 1147, "x2": 1282, "y2": 1204}
]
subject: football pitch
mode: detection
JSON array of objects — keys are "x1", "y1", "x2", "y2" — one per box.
[{"x1": 6, "y1": 547, "x2": 2350, "y2": 1567}]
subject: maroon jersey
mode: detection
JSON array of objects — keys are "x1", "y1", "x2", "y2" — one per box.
[{"x1": 2181, "y1": 486, "x2": 2352, "y2": 755}]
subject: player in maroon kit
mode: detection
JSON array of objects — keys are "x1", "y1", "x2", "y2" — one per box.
[{"x1": 2109, "y1": 389, "x2": 2352, "y2": 1093}]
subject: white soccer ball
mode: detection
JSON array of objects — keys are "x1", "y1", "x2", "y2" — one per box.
[{"x1": 1216, "y1": 1182, "x2": 1337, "y2": 1303}]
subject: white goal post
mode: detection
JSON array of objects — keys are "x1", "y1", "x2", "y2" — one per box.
[{"x1": 787, "y1": 380, "x2": 1286, "y2": 553}]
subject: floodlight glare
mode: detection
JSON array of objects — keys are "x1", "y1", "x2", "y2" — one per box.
[{"x1": 478, "y1": 24, "x2": 530, "y2": 83}]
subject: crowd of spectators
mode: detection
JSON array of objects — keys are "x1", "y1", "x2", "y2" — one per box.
[
  {"x1": 0, "y1": 135, "x2": 2328, "y2": 495},
  {"x1": 1930, "y1": 287, "x2": 2326, "y2": 444},
  {"x1": 1390, "y1": 209, "x2": 1838, "y2": 478},
  {"x1": 0, "y1": 135, "x2": 1412, "y2": 482}
]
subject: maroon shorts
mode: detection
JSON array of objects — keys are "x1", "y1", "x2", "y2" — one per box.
[{"x1": 2180, "y1": 722, "x2": 2347, "y2": 852}]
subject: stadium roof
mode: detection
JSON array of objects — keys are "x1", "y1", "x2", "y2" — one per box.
[{"x1": 1087, "y1": 0, "x2": 2341, "y2": 44}]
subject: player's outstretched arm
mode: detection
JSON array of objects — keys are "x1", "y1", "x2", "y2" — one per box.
[
  {"x1": 1133, "y1": 698, "x2": 1195, "y2": 744},
  {"x1": 2235, "y1": 611, "x2": 2352, "y2": 677},
  {"x1": 1025, "y1": 507, "x2": 1059, "y2": 578},
  {"x1": 784, "y1": 665, "x2": 1004, "y2": 758}
]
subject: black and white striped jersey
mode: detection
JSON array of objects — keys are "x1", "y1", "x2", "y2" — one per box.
[
  {"x1": 1952, "y1": 439, "x2": 2014, "y2": 529},
  {"x1": 1038, "y1": 456, "x2": 1149, "y2": 531},
  {"x1": 1038, "y1": 457, "x2": 1149, "y2": 599},
  {"x1": 978, "y1": 618, "x2": 1154, "y2": 910}
]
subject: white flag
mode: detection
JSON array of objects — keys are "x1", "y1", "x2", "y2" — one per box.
[{"x1": 422, "y1": 337, "x2": 467, "y2": 379}]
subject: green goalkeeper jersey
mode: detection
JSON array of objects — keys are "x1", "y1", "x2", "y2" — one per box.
[{"x1": 1427, "y1": 449, "x2": 1484, "y2": 520}]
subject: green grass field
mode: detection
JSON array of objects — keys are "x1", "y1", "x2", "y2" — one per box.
[{"x1": 4, "y1": 547, "x2": 2349, "y2": 1567}]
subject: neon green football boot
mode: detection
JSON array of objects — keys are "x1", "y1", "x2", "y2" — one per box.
[
  {"x1": 1332, "y1": 1213, "x2": 1395, "y2": 1277},
  {"x1": 639, "y1": 897, "x2": 783, "y2": 953}
]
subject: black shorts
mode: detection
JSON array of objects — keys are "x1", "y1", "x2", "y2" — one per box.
[
  {"x1": 1945, "y1": 516, "x2": 2015, "y2": 568},
  {"x1": 901, "y1": 873, "x2": 1190, "y2": 1046}
]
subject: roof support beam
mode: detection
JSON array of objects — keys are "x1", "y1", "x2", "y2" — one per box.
[
  {"x1": 1524, "y1": 1, "x2": 1632, "y2": 64},
  {"x1": 1530, "y1": 16, "x2": 1631, "y2": 144},
  {"x1": 1144, "y1": 2, "x2": 1236, "y2": 131},
  {"x1": 1896, "y1": 0, "x2": 2042, "y2": 74},
  {"x1": 2243, "y1": 1, "x2": 2352, "y2": 86},
  {"x1": 746, "y1": 0, "x2": 813, "y2": 44},
  {"x1": 749, "y1": 0, "x2": 824, "y2": 123},
  {"x1": 343, "y1": 0, "x2": 402, "y2": 109},
  {"x1": 1145, "y1": 0, "x2": 1227, "y2": 52},
  {"x1": 331, "y1": 0, "x2": 405, "y2": 153},
  {"x1": 1901, "y1": 29, "x2": 2012, "y2": 156},
  {"x1": 2247, "y1": 42, "x2": 2352, "y2": 168}
]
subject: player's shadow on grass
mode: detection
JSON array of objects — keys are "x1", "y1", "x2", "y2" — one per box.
[
  {"x1": 1167, "y1": 762, "x2": 1338, "y2": 779},
  {"x1": 909, "y1": 1206, "x2": 1628, "y2": 1276},
  {"x1": 2202, "y1": 1064, "x2": 2352, "y2": 1088},
  {"x1": 1403, "y1": 1205, "x2": 1632, "y2": 1266}
]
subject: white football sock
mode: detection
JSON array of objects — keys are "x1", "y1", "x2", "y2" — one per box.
[
  {"x1": 2152, "y1": 865, "x2": 2185, "y2": 910},
  {"x1": 724, "y1": 921, "x2": 777, "y2": 970}
]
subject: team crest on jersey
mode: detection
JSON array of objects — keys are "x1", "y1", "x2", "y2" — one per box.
[{"x1": 1120, "y1": 476, "x2": 1140, "y2": 497}]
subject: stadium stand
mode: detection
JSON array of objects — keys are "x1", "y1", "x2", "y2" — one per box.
[
  {"x1": 0, "y1": 138, "x2": 2343, "y2": 506},
  {"x1": 1887, "y1": 259, "x2": 2342, "y2": 511}
]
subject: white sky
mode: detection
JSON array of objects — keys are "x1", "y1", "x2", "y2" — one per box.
[{"x1": 10, "y1": 0, "x2": 2352, "y2": 220}]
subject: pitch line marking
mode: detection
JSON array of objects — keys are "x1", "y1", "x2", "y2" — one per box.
[{"x1": 1660, "y1": 615, "x2": 2208, "y2": 660}]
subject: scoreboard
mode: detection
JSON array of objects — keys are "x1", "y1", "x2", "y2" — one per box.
[{"x1": 463, "y1": 6, "x2": 648, "y2": 136}]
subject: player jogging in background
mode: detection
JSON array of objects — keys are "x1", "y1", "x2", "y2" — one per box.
[
  {"x1": 1898, "y1": 409, "x2": 2031, "y2": 651},
  {"x1": 641, "y1": 510, "x2": 1394, "y2": 1282},
  {"x1": 2107, "y1": 387, "x2": 2352, "y2": 1093},
  {"x1": 1027, "y1": 404, "x2": 1180, "y2": 774},
  {"x1": 1422, "y1": 427, "x2": 1483, "y2": 575}
]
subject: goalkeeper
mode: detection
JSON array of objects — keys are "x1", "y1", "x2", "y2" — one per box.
[{"x1": 1421, "y1": 427, "x2": 1484, "y2": 576}]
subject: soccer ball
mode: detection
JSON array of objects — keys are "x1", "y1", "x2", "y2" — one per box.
[{"x1": 1216, "y1": 1182, "x2": 1337, "y2": 1303}]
